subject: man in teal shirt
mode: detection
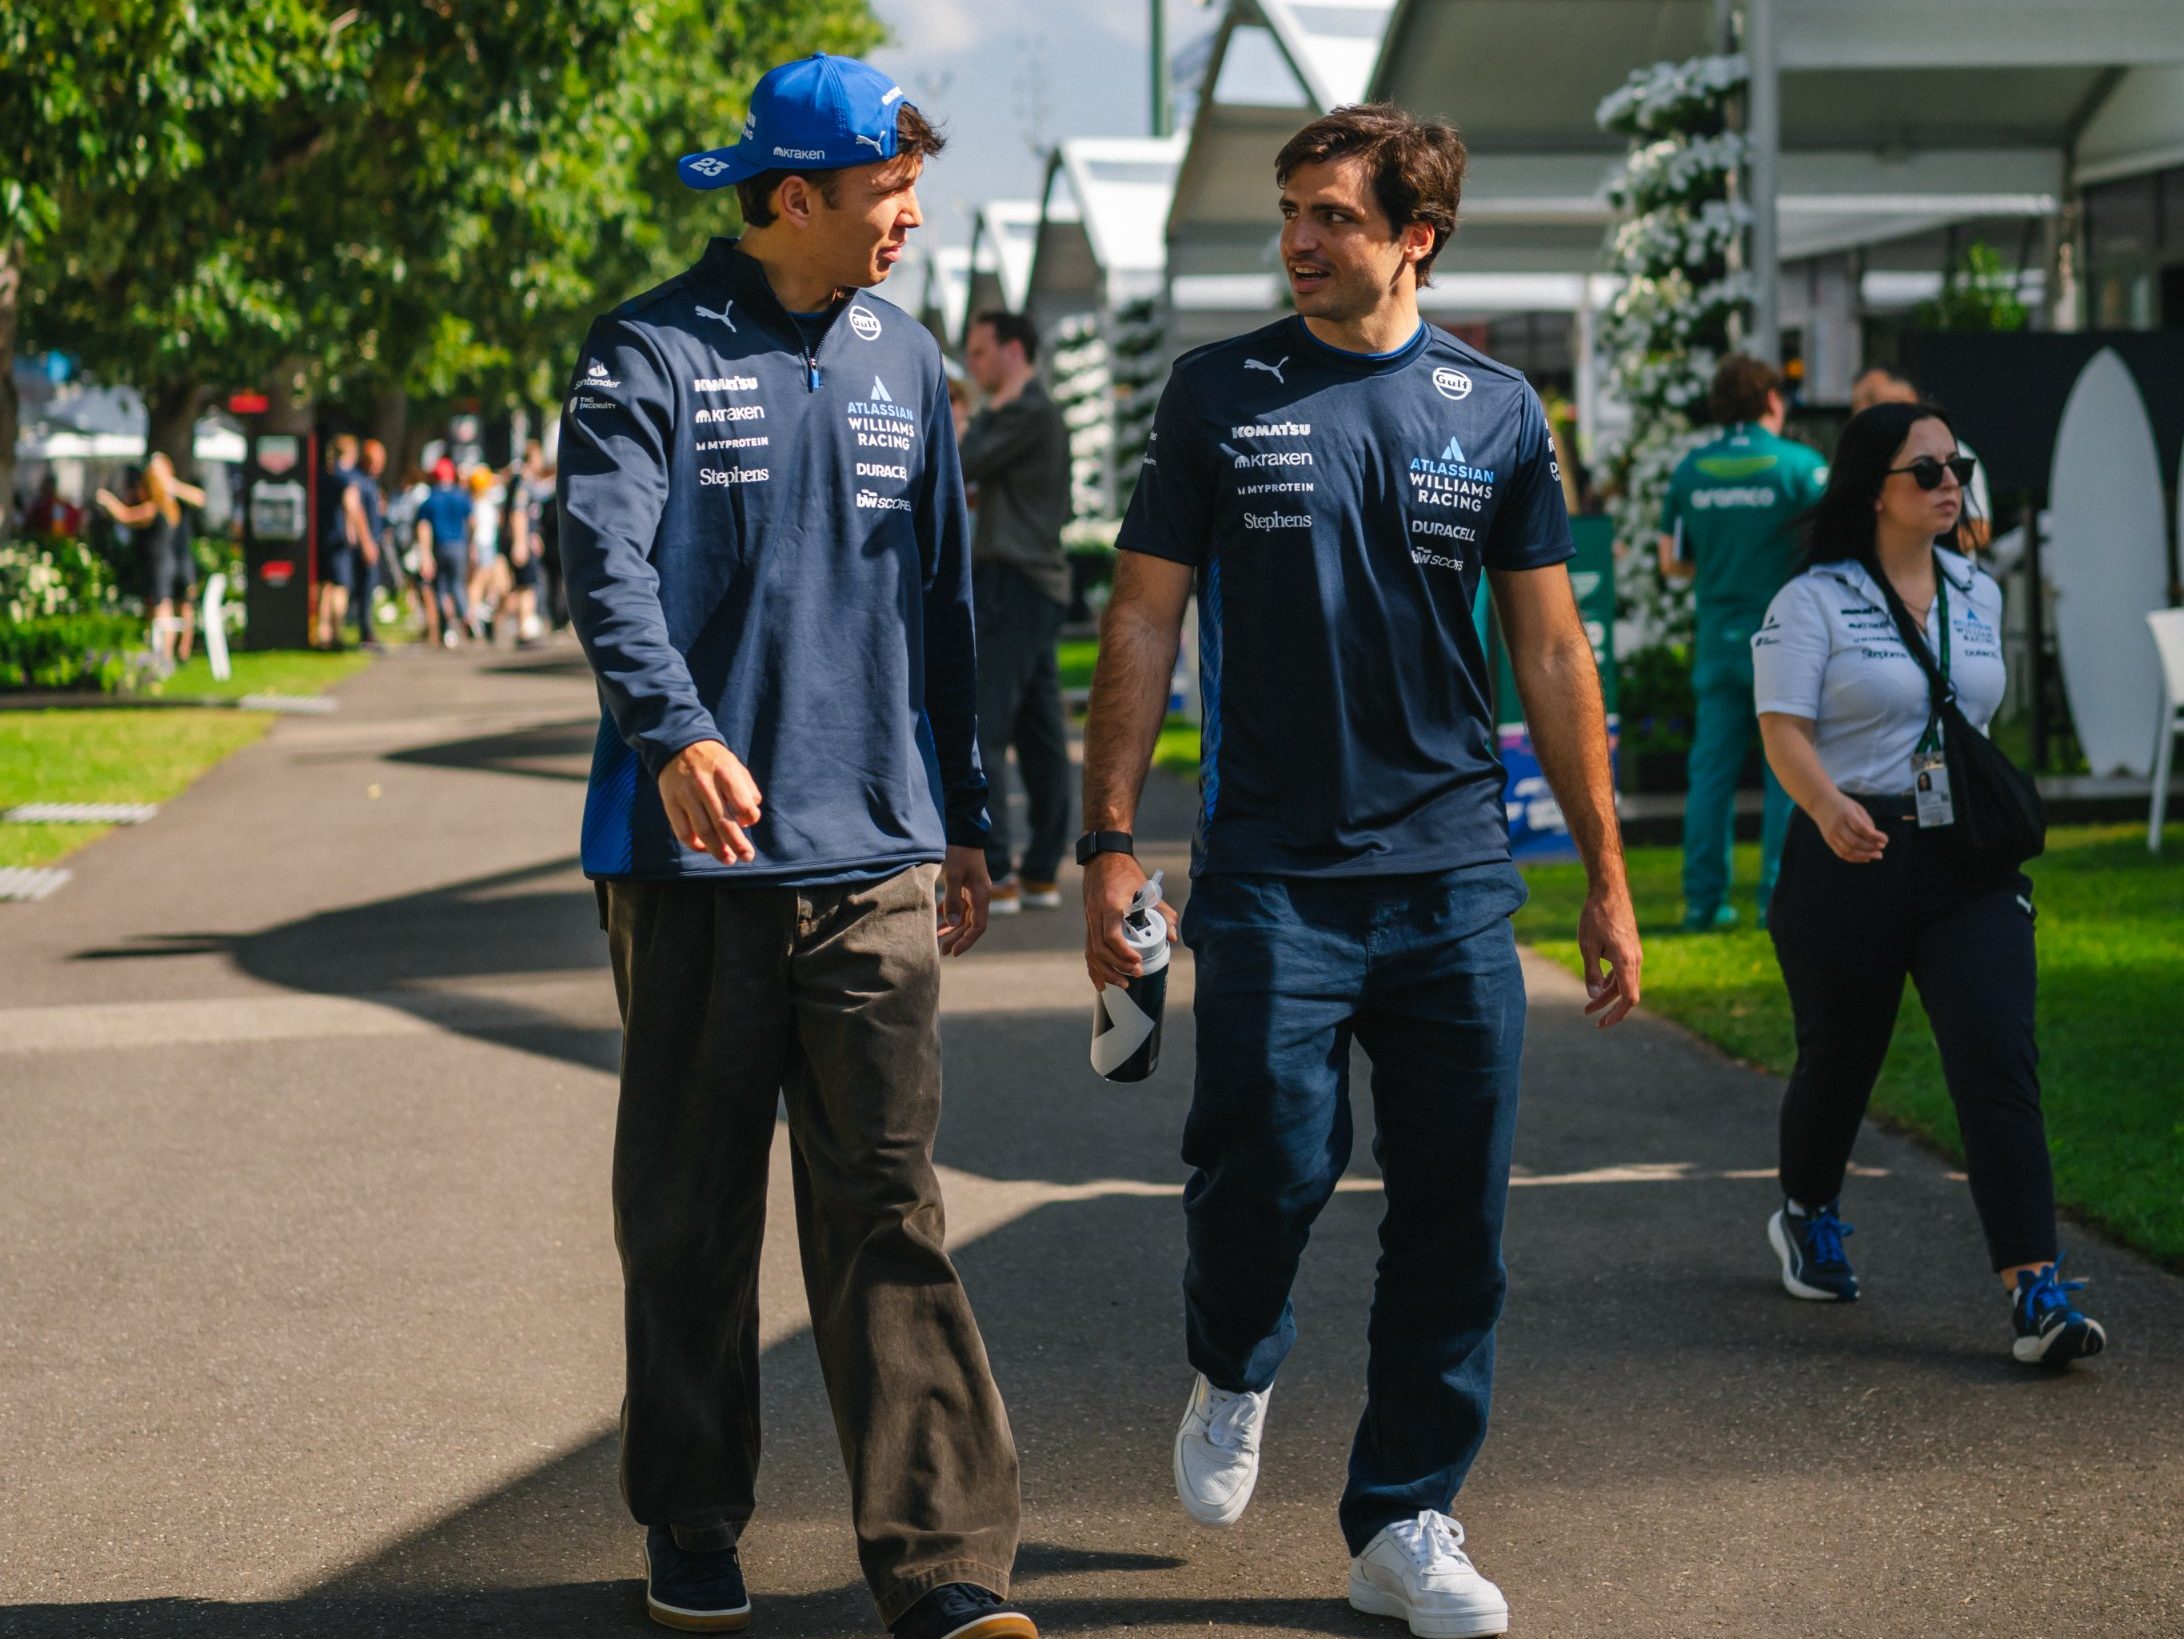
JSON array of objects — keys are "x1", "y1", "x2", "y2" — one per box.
[{"x1": 1657, "y1": 355, "x2": 1826, "y2": 930}]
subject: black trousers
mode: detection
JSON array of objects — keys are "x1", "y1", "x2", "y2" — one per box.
[
  {"x1": 972, "y1": 560, "x2": 1071, "y2": 884},
  {"x1": 1768, "y1": 804, "x2": 2056, "y2": 1271}
]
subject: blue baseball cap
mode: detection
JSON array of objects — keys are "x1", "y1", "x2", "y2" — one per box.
[{"x1": 679, "y1": 54, "x2": 912, "y2": 192}]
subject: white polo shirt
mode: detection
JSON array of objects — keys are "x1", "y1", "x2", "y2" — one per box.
[{"x1": 1752, "y1": 547, "x2": 2006, "y2": 797}]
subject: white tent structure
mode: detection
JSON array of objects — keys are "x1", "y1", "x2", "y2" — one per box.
[
  {"x1": 1163, "y1": 0, "x2": 1399, "y2": 360},
  {"x1": 960, "y1": 200, "x2": 1051, "y2": 341},
  {"x1": 1022, "y1": 137, "x2": 1190, "y2": 520},
  {"x1": 1027, "y1": 135, "x2": 1187, "y2": 337},
  {"x1": 1368, "y1": 0, "x2": 2184, "y2": 404}
]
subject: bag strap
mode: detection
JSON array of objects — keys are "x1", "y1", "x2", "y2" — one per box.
[{"x1": 1865, "y1": 552, "x2": 1954, "y2": 718}]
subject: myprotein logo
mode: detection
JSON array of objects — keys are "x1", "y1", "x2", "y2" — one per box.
[
  {"x1": 1433, "y1": 367, "x2": 1473, "y2": 401},
  {"x1": 695, "y1": 435, "x2": 770, "y2": 452},
  {"x1": 1230, "y1": 421, "x2": 1309, "y2": 439},
  {"x1": 693, "y1": 374, "x2": 759, "y2": 393},
  {"x1": 848, "y1": 306, "x2": 883, "y2": 341},
  {"x1": 699, "y1": 466, "x2": 770, "y2": 486},
  {"x1": 1242, "y1": 510, "x2": 1310, "y2": 531}
]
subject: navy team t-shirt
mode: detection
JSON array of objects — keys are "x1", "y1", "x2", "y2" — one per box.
[{"x1": 1117, "y1": 316, "x2": 1573, "y2": 879}]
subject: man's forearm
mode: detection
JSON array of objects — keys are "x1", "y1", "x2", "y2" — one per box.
[
  {"x1": 1511, "y1": 632, "x2": 1624, "y2": 886},
  {"x1": 1082, "y1": 597, "x2": 1181, "y2": 832}
]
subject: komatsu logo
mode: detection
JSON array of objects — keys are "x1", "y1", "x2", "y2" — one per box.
[{"x1": 1230, "y1": 421, "x2": 1309, "y2": 439}]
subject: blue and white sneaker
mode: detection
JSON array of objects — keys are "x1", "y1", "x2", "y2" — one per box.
[
  {"x1": 1768, "y1": 1198, "x2": 1858, "y2": 1301},
  {"x1": 2012, "y1": 1257, "x2": 2107, "y2": 1367},
  {"x1": 643, "y1": 1525, "x2": 751, "y2": 1632}
]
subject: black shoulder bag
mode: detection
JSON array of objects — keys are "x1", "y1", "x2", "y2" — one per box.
[{"x1": 1873, "y1": 559, "x2": 2045, "y2": 874}]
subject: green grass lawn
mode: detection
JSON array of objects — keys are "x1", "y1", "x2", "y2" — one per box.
[
  {"x1": 1514, "y1": 827, "x2": 2184, "y2": 1267},
  {"x1": 1058, "y1": 637, "x2": 1099, "y2": 695},
  {"x1": 0, "y1": 650, "x2": 369, "y2": 869}
]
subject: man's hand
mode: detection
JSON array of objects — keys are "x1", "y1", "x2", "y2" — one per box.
[
  {"x1": 1577, "y1": 877, "x2": 1643, "y2": 1028},
  {"x1": 1082, "y1": 851, "x2": 1178, "y2": 991},
  {"x1": 937, "y1": 846, "x2": 990, "y2": 956},
  {"x1": 658, "y1": 740, "x2": 762, "y2": 864}
]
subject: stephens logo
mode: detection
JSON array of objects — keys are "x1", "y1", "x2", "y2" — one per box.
[
  {"x1": 848, "y1": 306, "x2": 883, "y2": 340},
  {"x1": 699, "y1": 466, "x2": 771, "y2": 486},
  {"x1": 1242, "y1": 511, "x2": 1311, "y2": 531},
  {"x1": 1433, "y1": 368, "x2": 1473, "y2": 401},
  {"x1": 856, "y1": 489, "x2": 913, "y2": 512}
]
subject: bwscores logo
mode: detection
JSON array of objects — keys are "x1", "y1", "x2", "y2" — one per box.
[
  {"x1": 856, "y1": 489, "x2": 912, "y2": 512},
  {"x1": 1230, "y1": 421, "x2": 1309, "y2": 439},
  {"x1": 699, "y1": 466, "x2": 770, "y2": 486},
  {"x1": 848, "y1": 306, "x2": 883, "y2": 341},
  {"x1": 1410, "y1": 516, "x2": 1473, "y2": 570},
  {"x1": 696, "y1": 404, "x2": 766, "y2": 425},
  {"x1": 693, "y1": 374, "x2": 759, "y2": 393},
  {"x1": 1242, "y1": 510, "x2": 1310, "y2": 531},
  {"x1": 696, "y1": 435, "x2": 770, "y2": 452},
  {"x1": 848, "y1": 375, "x2": 917, "y2": 453},
  {"x1": 1408, "y1": 435, "x2": 1497, "y2": 513}
]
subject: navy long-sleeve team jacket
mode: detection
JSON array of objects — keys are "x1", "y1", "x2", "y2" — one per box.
[{"x1": 558, "y1": 237, "x2": 990, "y2": 883}]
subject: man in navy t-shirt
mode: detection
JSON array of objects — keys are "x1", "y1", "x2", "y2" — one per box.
[{"x1": 1080, "y1": 104, "x2": 1641, "y2": 1638}]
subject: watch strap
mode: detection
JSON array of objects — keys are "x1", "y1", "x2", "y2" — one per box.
[{"x1": 1075, "y1": 829, "x2": 1135, "y2": 866}]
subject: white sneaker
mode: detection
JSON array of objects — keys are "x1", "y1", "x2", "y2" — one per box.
[
  {"x1": 1172, "y1": 1373, "x2": 1268, "y2": 1527},
  {"x1": 1348, "y1": 1511, "x2": 1509, "y2": 1638}
]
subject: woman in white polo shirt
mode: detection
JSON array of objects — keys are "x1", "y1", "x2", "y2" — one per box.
[{"x1": 1751, "y1": 400, "x2": 2105, "y2": 1367}]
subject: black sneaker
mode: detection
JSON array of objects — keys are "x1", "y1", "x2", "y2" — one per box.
[
  {"x1": 642, "y1": 1525, "x2": 751, "y2": 1632},
  {"x1": 2012, "y1": 1256, "x2": 2107, "y2": 1367},
  {"x1": 890, "y1": 1582, "x2": 1037, "y2": 1639},
  {"x1": 1768, "y1": 1198, "x2": 1858, "y2": 1301}
]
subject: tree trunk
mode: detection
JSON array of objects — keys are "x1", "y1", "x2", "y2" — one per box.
[
  {"x1": 0, "y1": 244, "x2": 20, "y2": 543},
  {"x1": 147, "y1": 379, "x2": 207, "y2": 479},
  {"x1": 371, "y1": 383, "x2": 409, "y2": 478}
]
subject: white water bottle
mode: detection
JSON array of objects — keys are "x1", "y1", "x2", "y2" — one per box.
[{"x1": 1090, "y1": 870, "x2": 1171, "y2": 1083}]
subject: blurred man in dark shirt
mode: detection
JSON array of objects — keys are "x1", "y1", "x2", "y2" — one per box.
[{"x1": 960, "y1": 309, "x2": 1073, "y2": 913}]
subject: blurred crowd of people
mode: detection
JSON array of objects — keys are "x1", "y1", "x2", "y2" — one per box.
[{"x1": 319, "y1": 436, "x2": 563, "y2": 653}]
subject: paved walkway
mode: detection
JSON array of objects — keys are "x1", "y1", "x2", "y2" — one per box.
[{"x1": 3, "y1": 643, "x2": 2180, "y2": 1636}]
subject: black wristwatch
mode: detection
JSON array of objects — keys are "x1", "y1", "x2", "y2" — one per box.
[{"x1": 1075, "y1": 829, "x2": 1135, "y2": 866}]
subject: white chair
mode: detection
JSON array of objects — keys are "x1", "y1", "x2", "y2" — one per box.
[{"x1": 2148, "y1": 608, "x2": 2184, "y2": 853}]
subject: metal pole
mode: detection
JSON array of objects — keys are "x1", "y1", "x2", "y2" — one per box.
[
  {"x1": 1745, "y1": 0, "x2": 1781, "y2": 365},
  {"x1": 1151, "y1": 0, "x2": 1170, "y2": 137}
]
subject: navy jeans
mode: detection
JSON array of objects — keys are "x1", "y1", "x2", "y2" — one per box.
[{"x1": 1180, "y1": 863, "x2": 1529, "y2": 1554}]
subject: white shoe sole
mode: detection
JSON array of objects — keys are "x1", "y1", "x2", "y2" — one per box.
[
  {"x1": 1769, "y1": 1210, "x2": 1850, "y2": 1301},
  {"x1": 2014, "y1": 1315, "x2": 2106, "y2": 1365},
  {"x1": 1348, "y1": 1567, "x2": 1508, "y2": 1637},
  {"x1": 988, "y1": 898, "x2": 1022, "y2": 916},
  {"x1": 1173, "y1": 1400, "x2": 1257, "y2": 1528},
  {"x1": 642, "y1": 1542, "x2": 751, "y2": 1632}
]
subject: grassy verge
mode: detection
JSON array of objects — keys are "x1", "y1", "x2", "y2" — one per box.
[
  {"x1": 1059, "y1": 637, "x2": 1099, "y2": 695},
  {"x1": 1513, "y1": 828, "x2": 2184, "y2": 1266},
  {"x1": 0, "y1": 650, "x2": 368, "y2": 870}
]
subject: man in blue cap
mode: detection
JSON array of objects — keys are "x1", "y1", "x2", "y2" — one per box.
[{"x1": 559, "y1": 54, "x2": 1033, "y2": 1639}]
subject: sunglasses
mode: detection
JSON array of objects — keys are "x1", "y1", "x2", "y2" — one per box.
[{"x1": 1887, "y1": 454, "x2": 1976, "y2": 490}]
